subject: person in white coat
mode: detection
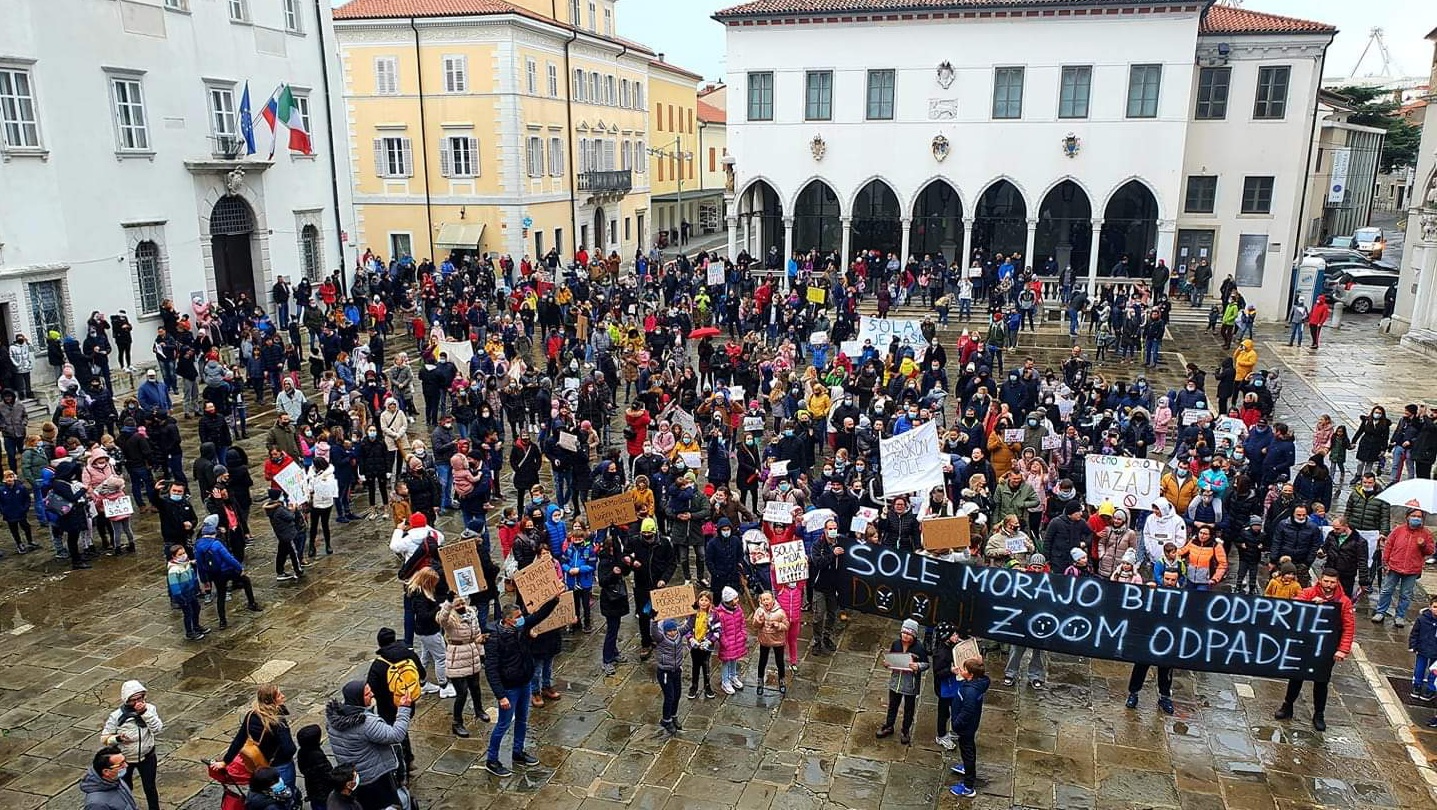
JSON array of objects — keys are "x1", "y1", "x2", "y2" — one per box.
[
  {"x1": 99, "y1": 679, "x2": 162, "y2": 810},
  {"x1": 305, "y1": 457, "x2": 340, "y2": 556},
  {"x1": 1141, "y1": 496, "x2": 1188, "y2": 565}
]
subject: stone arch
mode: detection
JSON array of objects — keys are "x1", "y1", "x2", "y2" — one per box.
[
  {"x1": 850, "y1": 178, "x2": 903, "y2": 257},
  {"x1": 736, "y1": 174, "x2": 784, "y2": 206},
  {"x1": 1100, "y1": 175, "x2": 1164, "y2": 222},
  {"x1": 1036, "y1": 175, "x2": 1097, "y2": 211},
  {"x1": 974, "y1": 174, "x2": 1032, "y2": 215},
  {"x1": 906, "y1": 176, "x2": 965, "y2": 217},
  {"x1": 787, "y1": 176, "x2": 844, "y2": 219},
  {"x1": 791, "y1": 178, "x2": 842, "y2": 254},
  {"x1": 908, "y1": 178, "x2": 966, "y2": 261},
  {"x1": 848, "y1": 175, "x2": 906, "y2": 220}
]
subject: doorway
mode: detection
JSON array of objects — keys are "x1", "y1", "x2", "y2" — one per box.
[
  {"x1": 593, "y1": 207, "x2": 607, "y2": 253},
  {"x1": 1175, "y1": 229, "x2": 1215, "y2": 280},
  {"x1": 210, "y1": 195, "x2": 258, "y2": 304}
]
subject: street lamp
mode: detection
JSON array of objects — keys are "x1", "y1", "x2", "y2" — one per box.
[{"x1": 647, "y1": 136, "x2": 691, "y2": 246}]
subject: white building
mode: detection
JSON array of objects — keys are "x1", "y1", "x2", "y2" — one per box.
[
  {"x1": 717, "y1": 0, "x2": 1335, "y2": 317},
  {"x1": 1395, "y1": 27, "x2": 1437, "y2": 355},
  {"x1": 0, "y1": 0, "x2": 353, "y2": 357}
]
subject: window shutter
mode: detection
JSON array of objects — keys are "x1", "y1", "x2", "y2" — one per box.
[
  {"x1": 467, "y1": 138, "x2": 479, "y2": 175},
  {"x1": 373, "y1": 138, "x2": 386, "y2": 176},
  {"x1": 439, "y1": 138, "x2": 453, "y2": 177},
  {"x1": 400, "y1": 138, "x2": 413, "y2": 176},
  {"x1": 604, "y1": 140, "x2": 615, "y2": 171}
]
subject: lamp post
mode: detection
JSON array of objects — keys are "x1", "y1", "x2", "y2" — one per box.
[{"x1": 647, "y1": 136, "x2": 690, "y2": 248}]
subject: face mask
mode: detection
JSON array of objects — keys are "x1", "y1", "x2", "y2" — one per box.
[
  {"x1": 720, "y1": 529, "x2": 731, "y2": 537},
  {"x1": 826, "y1": 528, "x2": 838, "y2": 538},
  {"x1": 1254, "y1": 381, "x2": 1264, "y2": 388},
  {"x1": 532, "y1": 496, "x2": 542, "y2": 504},
  {"x1": 1410, "y1": 518, "x2": 1424, "y2": 529},
  {"x1": 783, "y1": 430, "x2": 793, "y2": 437},
  {"x1": 1027, "y1": 419, "x2": 1037, "y2": 427},
  {"x1": 512, "y1": 615, "x2": 526, "y2": 629},
  {"x1": 169, "y1": 493, "x2": 183, "y2": 502},
  {"x1": 855, "y1": 465, "x2": 865, "y2": 473},
  {"x1": 272, "y1": 779, "x2": 288, "y2": 796},
  {"x1": 823, "y1": 468, "x2": 834, "y2": 476},
  {"x1": 1176, "y1": 469, "x2": 1188, "y2": 478},
  {"x1": 367, "y1": 431, "x2": 377, "y2": 439},
  {"x1": 779, "y1": 483, "x2": 791, "y2": 492},
  {"x1": 1364, "y1": 485, "x2": 1376, "y2": 494},
  {"x1": 1293, "y1": 516, "x2": 1307, "y2": 524}
]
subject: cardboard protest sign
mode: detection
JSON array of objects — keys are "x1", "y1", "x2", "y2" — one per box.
[
  {"x1": 879, "y1": 421, "x2": 945, "y2": 496},
  {"x1": 557, "y1": 431, "x2": 579, "y2": 452},
  {"x1": 952, "y1": 638, "x2": 982, "y2": 669},
  {"x1": 806, "y1": 286, "x2": 826, "y2": 305},
  {"x1": 707, "y1": 264, "x2": 725, "y2": 286},
  {"x1": 884, "y1": 652, "x2": 916, "y2": 671},
  {"x1": 672, "y1": 408, "x2": 697, "y2": 436},
  {"x1": 532, "y1": 592, "x2": 578, "y2": 634},
  {"x1": 438, "y1": 539, "x2": 486, "y2": 596},
  {"x1": 1002, "y1": 429, "x2": 1025, "y2": 443},
  {"x1": 651, "y1": 584, "x2": 697, "y2": 619},
  {"x1": 1084, "y1": 455, "x2": 1164, "y2": 511},
  {"x1": 840, "y1": 541, "x2": 1342, "y2": 681},
  {"x1": 920, "y1": 516, "x2": 970, "y2": 552},
  {"x1": 512, "y1": 559, "x2": 566, "y2": 612},
  {"x1": 743, "y1": 416, "x2": 764, "y2": 433},
  {"x1": 809, "y1": 331, "x2": 829, "y2": 345},
  {"x1": 272, "y1": 461, "x2": 309, "y2": 506},
  {"x1": 768, "y1": 459, "x2": 789, "y2": 477},
  {"x1": 103, "y1": 496, "x2": 135, "y2": 520},
  {"x1": 771, "y1": 539, "x2": 808, "y2": 584},
  {"x1": 762, "y1": 500, "x2": 795, "y2": 524},
  {"x1": 586, "y1": 493, "x2": 638, "y2": 530},
  {"x1": 1041, "y1": 434, "x2": 1062, "y2": 451}
]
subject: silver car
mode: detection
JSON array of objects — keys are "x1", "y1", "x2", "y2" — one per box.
[{"x1": 1331, "y1": 269, "x2": 1399, "y2": 314}]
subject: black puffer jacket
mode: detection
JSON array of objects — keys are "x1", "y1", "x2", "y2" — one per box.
[
  {"x1": 1269, "y1": 517, "x2": 1322, "y2": 568},
  {"x1": 880, "y1": 511, "x2": 920, "y2": 552},
  {"x1": 1319, "y1": 529, "x2": 1370, "y2": 585},
  {"x1": 483, "y1": 599, "x2": 559, "y2": 693},
  {"x1": 1343, "y1": 487, "x2": 1391, "y2": 534}
]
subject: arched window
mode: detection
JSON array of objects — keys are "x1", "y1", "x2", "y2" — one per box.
[
  {"x1": 134, "y1": 240, "x2": 162, "y2": 315},
  {"x1": 300, "y1": 224, "x2": 321, "y2": 280}
]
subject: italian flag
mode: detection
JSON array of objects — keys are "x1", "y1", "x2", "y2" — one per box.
[{"x1": 261, "y1": 85, "x2": 312, "y2": 156}]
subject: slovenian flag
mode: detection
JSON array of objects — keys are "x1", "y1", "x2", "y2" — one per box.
[
  {"x1": 259, "y1": 85, "x2": 312, "y2": 157},
  {"x1": 239, "y1": 82, "x2": 256, "y2": 155}
]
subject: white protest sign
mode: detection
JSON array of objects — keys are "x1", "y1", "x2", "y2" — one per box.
[
  {"x1": 557, "y1": 431, "x2": 579, "y2": 452},
  {"x1": 272, "y1": 461, "x2": 309, "y2": 506},
  {"x1": 707, "y1": 264, "x2": 725, "y2": 286},
  {"x1": 771, "y1": 539, "x2": 807, "y2": 584},
  {"x1": 803, "y1": 508, "x2": 836, "y2": 534},
  {"x1": 728, "y1": 385, "x2": 745, "y2": 403},
  {"x1": 763, "y1": 500, "x2": 794, "y2": 524},
  {"x1": 1002, "y1": 429, "x2": 1025, "y2": 443},
  {"x1": 438, "y1": 339, "x2": 474, "y2": 366},
  {"x1": 679, "y1": 451, "x2": 702, "y2": 469},
  {"x1": 852, "y1": 506, "x2": 879, "y2": 534},
  {"x1": 1182, "y1": 408, "x2": 1211, "y2": 426},
  {"x1": 809, "y1": 331, "x2": 829, "y2": 345},
  {"x1": 1084, "y1": 455, "x2": 1165, "y2": 511},
  {"x1": 743, "y1": 416, "x2": 765, "y2": 433},
  {"x1": 857, "y1": 317, "x2": 925, "y2": 350},
  {"x1": 840, "y1": 340, "x2": 863, "y2": 358},
  {"x1": 1214, "y1": 416, "x2": 1244, "y2": 448},
  {"x1": 879, "y1": 421, "x2": 946, "y2": 496},
  {"x1": 103, "y1": 496, "x2": 135, "y2": 520},
  {"x1": 1041, "y1": 434, "x2": 1062, "y2": 451},
  {"x1": 768, "y1": 459, "x2": 789, "y2": 478},
  {"x1": 564, "y1": 377, "x2": 580, "y2": 391},
  {"x1": 672, "y1": 408, "x2": 697, "y2": 436}
]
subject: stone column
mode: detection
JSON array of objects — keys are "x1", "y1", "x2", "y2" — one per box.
[
  {"x1": 899, "y1": 217, "x2": 912, "y2": 266},
  {"x1": 783, "y1": 216, "x2": 795, "y2": 290},
  {"x1": 725, "y1": 211, "x2": 738, "y2": 261},
  {"x1": 1156, "y1": 219, "x2": 1177, "y2": 270},
  {"x1": 840, "y1": 216, "x2": 852, "y2": 266},
  {"x1": 962, "y1": 218, "x2": 974, "y2": 265},
  {"x1": 1025, "y1": 218, "x2": 1038, "y2": 271},
  {"x1": 1087, "y1": 218, "x2": 1104, "y2": 292}
]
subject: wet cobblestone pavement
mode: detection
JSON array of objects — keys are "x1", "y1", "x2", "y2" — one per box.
[{"x1": 1, "y1": 312, "x2": 1435, "y2": 809}]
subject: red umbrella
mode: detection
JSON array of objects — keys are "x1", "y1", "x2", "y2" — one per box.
[{"x1": 688, "y1": 326, "x2": 721, "y2": 339}]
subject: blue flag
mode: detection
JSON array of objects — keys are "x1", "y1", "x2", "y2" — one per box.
[{"x1": 239, "y1": 82, "x2": 256, "y2": 155}]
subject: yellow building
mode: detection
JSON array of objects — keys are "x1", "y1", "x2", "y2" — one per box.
[
  {"x1": 334, "y1": 0, "x2": 702, "y2": 265},
  {"x1": 697, "y1": 84, "x2": 730, "y2": 237}
]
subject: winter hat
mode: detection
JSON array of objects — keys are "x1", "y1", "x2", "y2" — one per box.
[
  {"x1": 119, "y1": 680, "x2": 146, "y2": 703},
  {"x1": 661, "y1": 619, "x2": 679, "y2": 633},
  {"x1": 341, "y1": 680, "x2": 367, "y2": 706},
  {"x1": 1070, "y1": 548, "x2": 1087, "y2": 562},
  {"x1": 721, "y1": 586, "x2": 739, "y2": 604},
  {"x1": 1248, "y1": 515, "x2": 1264, "y2": 526},
  {"x1": 376, "y1": 627, "x2": 397, "y2": 647},
  {"x1": 1028, "y1": 553, "x2": 1047, "y2": 567},
  {"x1": 900, "y1": 618, "x2": 921, "y2": 636},
  {"x1": 201, "y1": 514, "x2": 219, "y2": 534},
  {"x1": 212, "y1": 464, "x2": 229, "y2": 480},
  {"x1": 295, "y1": 724, "x2": 322, "y2": 748},
  {"x1": 1121, "y1": 549, "x2": 1137, "y2": 565},
  {"x1": 409, "y1": 512, "x2": 427, "y2": 528}
]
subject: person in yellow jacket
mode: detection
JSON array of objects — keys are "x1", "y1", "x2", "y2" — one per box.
[
  {"x1": 1159, "y1": 467, "x2": 1198, "y2": 514},
  {"x1": 1233, "y1": 339, "x2": 1259, "y2": 382},
  {"x1": 631, "y1": 475, "x2": 656, "y2": 519},
  {"x1": 671, "y1": 432, "x2": 702, "y2": 461},
  {"x1": 806, "y1": 382, "x2": 832, "y2": 422}
]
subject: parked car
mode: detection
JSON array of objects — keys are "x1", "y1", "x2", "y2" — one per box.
[
  {"x1": 1354, "y1": 226, "x2": 1385, "y2": 259},
  {"x1": 1302, "y1": 246, "x2": 1374, "y2": 266},
  {"x1": 1331, "y1": 268, "x2": 1400, "y2": 314},
  {"x1": 1321, "y1": 235, "x2": 1357, "y2": 250}
]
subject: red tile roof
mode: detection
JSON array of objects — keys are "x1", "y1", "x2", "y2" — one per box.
[
  {"x1": 697, "y1": 99, "x2": 726, "y2": 124},
  {"x1": 715, "y1": 0, "x2": 1158, "y2": 19},
  {"x1": 334, "y1": 0, "x2": 518, "y2": 19},
  {"x1": 1198, "y1": 6, "x2": 1335, "y2": 36}
]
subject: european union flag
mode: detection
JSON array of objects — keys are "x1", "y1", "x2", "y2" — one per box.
[{"x1": 239, "y1": 81, "x2": 256, "y2": 155}]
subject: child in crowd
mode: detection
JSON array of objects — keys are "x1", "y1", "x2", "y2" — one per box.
[
  {"x1": 1265, "y1": 560, "x2": 1302, "y2": 599},
  {"x1": 685, "y1": 590, "x2": 720, "y2": 700},
  {"x1": 931, "y1": 622, "x2": 962, "y2": 751},
  {"x1": 948, "y1": 656, "x2": 991, "y2": 798},
  {"x1": 1063, "y1": 548, "x2": 1091, "y2": 577},
  {"x1": 0, "y1": 470, "x2": 37, "y2": 554},
  {"x1": 715, "y1": 586, "x2": 748, "y2": 694},
  {"x1": 877, "y1": 618, "x2": 930, "y2": 745},
  {"x1": 750, "y1": 591, "x2": 790, "y2": 696},
  {"x1": 652, "y1": 618, "x2": 686, "y2": 734},
  {"x1": 295, "y1": 724, "x2": 334, "y2": 810},
  {"x1": 1151, "y1": 542, "x2": 1187, "y2": 586},
  {"x1": 562, "y1": 528, "x2": 596, "y2": 633},
  {"x1": 166, "y1": 543, "x2": 206, "y2": 641},
  {"x1": 1110, "y1": 549, "x2": 1144, "y2": 584},
  {"x1": 1152, "y1": 397, "x2": 1173, "y2": 454},
  {"x1": 1408, "y1": 594, "x2": 1437, "y2": 701}
]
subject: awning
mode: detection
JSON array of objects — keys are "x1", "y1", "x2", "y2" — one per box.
[{"x1": 434, "y1": 222, "x2": 485, "y2": 249}]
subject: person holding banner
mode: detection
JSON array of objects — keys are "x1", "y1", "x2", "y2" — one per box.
[
  {"x1": 1125, "y1": 567, "x2": 1181, "y2": 714},
  {"x1": 1273, "y1": 569, "x2": 1355, "y2": 732}
]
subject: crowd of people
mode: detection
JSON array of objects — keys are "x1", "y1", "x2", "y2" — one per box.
[{"x1": 52, "y1": 241, "x2": 1437, "y2": 809}]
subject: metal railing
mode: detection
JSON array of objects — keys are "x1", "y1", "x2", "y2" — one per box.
[{"x1": 577, "y1": 170, "x2": 632, "y2": 194}]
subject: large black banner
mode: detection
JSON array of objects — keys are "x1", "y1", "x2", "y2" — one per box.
[{"x1": 840, "y1": 541, "x2": 1340, "y2": 681}]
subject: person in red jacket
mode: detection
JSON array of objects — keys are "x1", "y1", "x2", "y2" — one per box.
[
  {"x1": 1273, "y1": 568, "x2": 1355, "y2": 732},
  {"x1": 1374, "y1": 510, "x2": 1436, "y2": 628}
]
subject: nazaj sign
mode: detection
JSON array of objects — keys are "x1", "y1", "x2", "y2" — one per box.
[{"x1": 839, "y1": 541, "x2": 1341, "y2": 681}]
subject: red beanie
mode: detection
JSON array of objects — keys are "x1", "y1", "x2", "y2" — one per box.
[{"x1": 409, "y1": 513, "x2": 427, "y2": 528}]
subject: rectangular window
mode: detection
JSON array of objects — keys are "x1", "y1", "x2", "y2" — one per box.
[
  {"x1": 526, "y1": 136, "x2": 543, "y2": 178},
  {"x1": 634, "y1": 139, "x2": 644, "y2": 172},
  {"x1": 864, "y1": 69, "x2": 895, "y2": 121},
  {"x1": 606, "y1": 75, "x2": 615, "y2": 106},
  {"x1": 578, "y1": 137, "x2": 588, "y2": 173},
  {"x1": 228, "y1": 0, "x2": 248, "y2": 23},
  {"x1": 1126, "y1": 64, "x2": 1161, "y2": 118},
  {"x1": 572, "y1": 68, "x2": 584, "y2": 102},
  {"x1": 620, "y1": 78, "x2": 630, "y2": 108},
  {"x1": 1183, "y1": 176, "x2": 1217, "y2": 214},
  {"x1": 547, "y1": 63, "x2": 558, "y2": 97},
  {"x1": 804, "y1": 70, "x2": 832, "y2": 121},
  {"x1": 443, "y1": 55, "x2": 467, "y2": 94},
  {"x1": 604, "y1": 8, "x2": 612, "y2": 35},
  {"x1": 109, "y1": 75, "x2": 150, "y2": 151},
  {"x1": 373, "y1": 136, "x2": 412, "y2": 177},
  {"x1": 548, "y1": 136, "x2": 563, "y2": 176},
  {"x1": 374, "y1": 57, "x2": 398, "y2": 95},
  {"x1": 589, "y1": 72, "x2": 598, "y2": 103},
  {"x1": 708, "y1": 146, "x2": 716, "y2": 172},
  {"x1": 28, "y1": 280, "x2": 64, "y2": 348},
  {"x1": 1058, "y1": 65, "x2": 1091, "y2": 119},
  {"x1": 1240, "y1": 176, "x2": 1274, "y2": 214},
  {"x1": 389, "y1": 233, "x2": 412, "y2": 262},
  {"x1": 282, "y1": 0, "x2": 301, "y2": 32},
  {"x1": 587, "y1": 1, "x2": 596, "y2": 32},
  {"x1": 291, "y1": 92, "x2": 312, "y2": 146},
  {"x1": 653, "y1": 102, "x2": 662, "y2": 131},
  {"x1": 0, "y1": 66, "x2": 41, "y2": 149},
  {"x1": 747, "y1": 71, "x2": 773, "y2": 121},
  {"x1": 667, "y1": 104, "x2": 674, "y2": 132},
  {"x1": 992, "y1": 67, "x2": 1024, "y2": 119},
  {"x1": 164, "y1": 0, "x2": 188, "y2": 9},
  {"x1": 633, "y1": 82, "x2": 643, "y2": 109},
  {"x1": 570, "y1": 0, "x2": 580, "y2": 24},
  {"x1": 525, "y1": 59, "x2": 537, "y2": 95},
  {"x1": 441, "y1": 135, "x2": 478, "y2": 177},
  {"x1": 1194, "y1": 67, "x2": 1230, "y2": 120},
  {"x1": 206, "y1": 82, "x2": 237, "y2": 141},
  {"x1": 1254, "y1": 65, "x2": 1290, "y2": 120}
]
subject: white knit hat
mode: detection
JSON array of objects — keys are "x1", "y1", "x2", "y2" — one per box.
[{"x1": 721, "y1": 586, "x2": 738, "y2": 604}]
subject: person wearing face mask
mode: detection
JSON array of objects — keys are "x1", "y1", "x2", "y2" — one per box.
[
  {"x1": 1268, "y1": 505, "x2": 1322, "y2": 587},
  {"x1": 807, "y1": 520, "x2": 845, "y2": 656},
  {"x1": 82, "y1": 745, "x2": 137, "y2": 810},
  {"x1": 1343, "y1": 471, "x2": 1391, "y2": 547},
  {"x1": 1159, "y1": 464, "x2": 1197, "y2": 514},
  {"x1": 705, "y1": 517, "x2": 746, "y2": 599},
  {"x1": 1351, "y1": 408, "x2": 1392, "y2": 479},
  {"x1": 1373, "y1": 511, "x2": 1435, "y2": 628},
  {"x1": 102, "y1": 680, "x2": 165, "y2": 810},
  {"x1": 481, "y1": 598, "x2": 560, "y2": 777},
  {"x1": 243, "y1": 766, "x2": 298, "y2": 810},
  {"x1": 324, "y1": 680, "x2": 413, "y2": 809}
]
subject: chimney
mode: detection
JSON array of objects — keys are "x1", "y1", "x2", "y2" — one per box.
[{"x1": 657, "y1": 53, "x2": 665, "y2": 62}]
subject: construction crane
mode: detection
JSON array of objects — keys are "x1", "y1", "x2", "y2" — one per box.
[{"x1": 1349, "y1": 27, "x2": 1401, "y2": 80}]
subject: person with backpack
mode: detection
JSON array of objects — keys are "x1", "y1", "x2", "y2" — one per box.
[
  {"x1": 195, "y1": 515, "x2": 261, "y2": 629},
  {"x1": 364, "y1": 627, "x2": 425, "y2": 780},
  {"x1": 217, "y1": 685, "x2": 297, "y2": 793}
]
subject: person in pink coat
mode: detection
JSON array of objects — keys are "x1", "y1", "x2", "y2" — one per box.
[
  {"x1": 715, "y1": 586, "x2": 748, "y2": 694},
  {"x1": 1152, "y1": 396, "x2": 1174, "y2": 453},
  {"x1": 771, "y1": 563, "x2": 805, "y2": 676}
]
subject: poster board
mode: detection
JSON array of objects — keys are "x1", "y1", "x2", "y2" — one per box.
[
  {"x1": 885, "y1": 652, "x2": 916, "y2": 671},
  {"x1": 806, "y1": 286, "x2": 826, "y2": 305},
  {"x1": 1002, "y1": 429, "x2": 1025, "y2": 443},
  {"x1": 532, "y1": 592, "x2": 578, "y2": 634},
  {"x1": 272, "y1": 461, "x2": 309, "y2": 506},
  {"x1": 512, "y1": 559, "x2": 566, "y2": 612},
  {"x1": 802, "y1": 508, "x2": 836, "y2": 534},
  {"x1": 437, "y1": 339, "x2": 475, "y2": 367},
  {"x1": 768, "y1": 459, "x2": 789, "y2": 478},
  {"x1": 1041, "y1": 435, "x2": 1062, "y2": 451},
  {"x1": 557, "y1": 431, "x2": 579, "y2": 452},
  {"x1": 1084, "y1": 455, "x2": 1165, "y2": 511},
  {"x1": 763, "y1": 500, "x2": 795, "y2": 524},
  {"x1": 879, "y1": 421, "x2": 945, "y2": 496},
  {"x1": 1181, "y1": 408, "x2": 1210, "y2": 426},
  {"x1": 771, "y1": 539, "x2": 808, "y2": 584},
  {"x1": 103, "y1": 496, "x2": 135, "y2": 520},
  {"x1": 743, "y1": 416, "x2": 765, "y2": 433},
  {"x1": 586, "y1": 493, "x2": 638, "y2": 530},
  {"x1": 851, "y1": 506, "x2": 879, "y2": 534},
  {"x1": 652, "y1": 584, "x2": 697, "y2": 619},
  {"x1": 672, "y1": 408, "x2": 697, "y2": 436},
  {"x1": 438, "y1": 539, "x2": 486, "y2": 596},
  {"x1": 679, "y1": 451, "x2": 702, "y2": 470},
  {"x1": 951, "y1": 638, "x2": 982, "y2": 669},
  {"x1": 707, "y1": 264, "x2": 725, "y2": 286},
  {"x1": 809, "y1": 331, "x2": 829, "y2": 345},
  {"x1": 920, "y1": 516, "x2": 971, "y2": 552}
]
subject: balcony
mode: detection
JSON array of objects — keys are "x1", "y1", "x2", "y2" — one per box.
[{"x1": 578, "y1": 169, "x2": 632, "y2": 196}]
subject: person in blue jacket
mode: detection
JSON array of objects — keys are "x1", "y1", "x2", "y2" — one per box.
[
  {"x1": 0, "y1": 469, "x2": 37, "y2": 554},
  {"x1": 1242, "y1": 418, "x2": 1275, "y2": 484},
  {"x1": 194, "y1": 515, "x2": 262, "y2": 629},
  {"x1": 562, "y1": 530, "x2": 596, "y2": 632},
  {"x1": 1262, "y1": 423, "x2": 1298, "y2": 487},
  {"x1": 948, "y1": 656, "x2": 992, "y2": 798}
]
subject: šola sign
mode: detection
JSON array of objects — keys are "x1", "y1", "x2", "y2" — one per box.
[{"x1": 838, "y1": 541, "x2": 1341, "y2": 681}]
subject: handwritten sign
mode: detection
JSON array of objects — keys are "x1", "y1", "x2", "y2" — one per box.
[
  {"x1": 771, "y1": 539, "x2": 808, "y2": 584},
  {"x1": 533, "y1": 592, "x2": 578, "y2": 634},
  {"x1": 840, "y1": 540, "x2": 1341, "y2": 681},
  {"x1": 557, "y1": 431, "x2": 579, "y2": 452},
  {"x1": 857, "y1": 317, "x2": 924, "y2": 350},
  {"x1": 679, "y1": 451, "x2": 702, "y2": 470},
  {"x1": 1182, "y1": 408, "x2": 1211, "y2": 426},
  {"x1": 852, "y1": 506, "x2": 879, "y2": 534},
  {"x1": 707, "y1": 264, "x2": 725, "y2": 286},
  {"x1": 803, "y1": 508, "x2": 836, "y2": 534},
  {"x1": 921, "y1": 516, "x2": 971, "y2": 552},
  {"x1": 809, "y1": 331, "x2": 829, "y2": 345},
  {"x1": 743, "y1": 416, "x2": 764, "y2": 433},
  {"x1": 103, "y1": 496, "x2": 135, "y2": 520},
  {"x1": 652, "y1": 583, "x2": 697, "y2": 619},
  {"x1": 763, "y1": 500, "x2": 794, "y2": 524},
  {"x1": 884, "y1": 652, "x2": 916, "y2": 671},
  {"x1": 806, "y1": 286, "x2": 826, "y2": 305},
  {"x1": 1085, "y1": 455, "x2": 1165, "y2": 511},
  {"x1": 512, "y1": 559, "x2": 565, "y2": 612},
  {"x1": 1002, "y1": 429, "x2": 1025, "y2": 443},
  {"x1": 438, "y1": 539, "x2": 486, "y2": 596},
  {"x1": 879, "y1": 421, "x2": 945, "y2": 496},
  {"x1": 672, "y1": 408, "x2": 696, "y2": 437},
  {"x1": 728, "y1": 386, "x2": 745, "y2": 403},
  {"x1": 1041, "y1": 434, "x2": 1062, "y2": 451},
  {"x1": 952, "y1": 638, "x2": 982, "y2": 669},
  {"x1": 272, "y1": 461, "x2": 308, "y2": 506},
  {"x1": 586, "y1": 493, "x2": 638, "y2": 530}
]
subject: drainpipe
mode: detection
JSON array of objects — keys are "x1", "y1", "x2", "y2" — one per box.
[
  {"x1": 1287, "y1": 41, "x2": 1329, "y2": 314},
  {"x1": 313, "y1": 0, "x2": 347, "y2": 292},
  {"x1": 556, "y1": 0, "x2": 579, "y2": 257},
  {"x1": 411, "y1": 17, "x2": 435, "y2": 260}
]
